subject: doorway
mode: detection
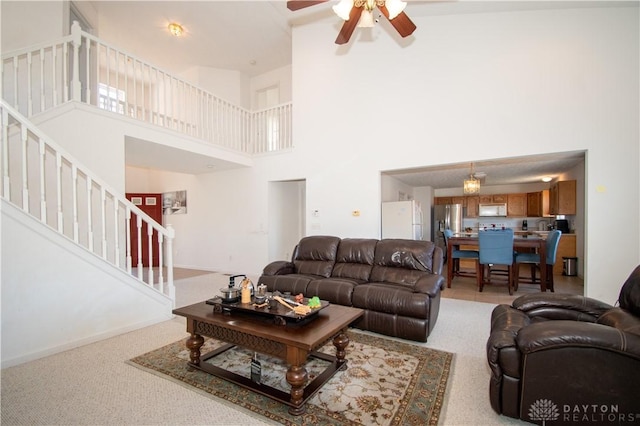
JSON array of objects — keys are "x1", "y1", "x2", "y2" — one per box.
[
  {"x1": 126, "y1": 193, "x2": 162, "y2": 267},
  {"x1": 268, "y1": 180, "x2": 305, "y2": 262}
]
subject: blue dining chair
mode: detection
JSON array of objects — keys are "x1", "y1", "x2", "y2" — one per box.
[
  {"x1": 443, "y1": 229, "x2": 479, "y2": 282},
  {"x1": 477, "y1": 228, "x2": 515, "y2": 294},
  {"x1": 514, "y1": 230, "x2": 562, "y2": 292}
]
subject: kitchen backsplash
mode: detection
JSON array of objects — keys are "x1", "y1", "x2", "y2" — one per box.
[{"x1": 462, "y1": 217, "x2": 573, "y2": 232}]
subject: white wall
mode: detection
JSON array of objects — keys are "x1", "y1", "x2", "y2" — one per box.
[
  {"x1": 1, "y1": 1, "x2": 66, "y2": 51},
  {"x1": 250, "y1": 65, "x2": 293, "y2": 109},
  {"x1": 1, "y1": 200, "x2": 172, "y2": 367},
  {"x1": 279, "y1": 6, "x2": 638, "y2": 303},
  {"x1": 122, "y1": 7, "x2": 638, "y2": 305}
]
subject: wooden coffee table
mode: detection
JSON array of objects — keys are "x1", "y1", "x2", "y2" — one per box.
[{"x1": 172, "y1": 301, "x2": 364, "y2": 415}]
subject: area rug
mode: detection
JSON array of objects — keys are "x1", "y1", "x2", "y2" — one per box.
[{"x1": 128, "y1": 331, "x2": 453, "y2": 426}]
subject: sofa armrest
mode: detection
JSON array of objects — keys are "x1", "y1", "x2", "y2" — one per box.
[
  {"x1": 262, "y1": 261, "x2": 295, "y2": 276},
  {"x1": 517, "y1": 320, "x2": 640, "y2": 359},
  {"x1": 414, "y1": 274, "x2": 445, "y2": 297},
  {"x1": 512, "y1": 293, "x2": 613, "y2": 322}
]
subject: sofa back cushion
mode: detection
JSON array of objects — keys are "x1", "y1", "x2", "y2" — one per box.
[
  {"x1": 370, "y1": 239, "x2": 436, "y2": 285},
  {"x1": 293, "y1": 235, "x2": 341, "y2": 278},
  {"x1": 618, "y1": 264, "x2": 640, "y2": 317},
  {"x1": 331, "y1": 238, "x2": 377, "y2": 281}
]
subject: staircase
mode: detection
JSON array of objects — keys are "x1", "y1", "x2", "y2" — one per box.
[{"x1": 1, "y1": 22, "x2": 291, "y2": 367}]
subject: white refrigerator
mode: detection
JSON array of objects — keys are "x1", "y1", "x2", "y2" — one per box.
[{"x1": 381, "y1": 200, "x2": 423, "y2": 240}]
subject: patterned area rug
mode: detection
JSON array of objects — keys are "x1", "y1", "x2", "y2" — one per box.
[{"x1": 128, "y1": 331, "x2": 453, "y2": 426}]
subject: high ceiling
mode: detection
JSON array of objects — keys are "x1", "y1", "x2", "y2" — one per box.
[
  {"x1": 80, "y1": 1, "x2": 604, "y2": 185},
  {"x1": 81, "y1": 1, "x2": 621, "y2": 77}
]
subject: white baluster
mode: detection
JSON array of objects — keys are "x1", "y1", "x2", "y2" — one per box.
[
  {"x1": 101, "y1": 187, "x2": 107, "y2": 259},
  {"x1": 113, "y1": 197, "x2": 120, "y2": 267},
  {"x1": 20, "y1": 124, "x2": 28, "y2": 211},
  {"x1": 147, "y1": 220, "x2": 153, "y2": 285},
  {"x1": 52, "y1": 47, "x2": 58, "y2": 107},
  {"x1": 125, "y1": 207, "x2": 132, "y2": 273},
  {"x1": 136, "y1": 215, "x2": 143, "y2": 279},
  {"x1": 70, "y1": 21, "x2": 82, "y2": 102},
  {"x1": 63, "y1": 43, "x2": 69, "y2": 103},
  {"x1": 86, "y1": 177, "x2": 93, "y2": 252},
  {"x1": 56, "y1": 153, "x2": 63, "y2": 232},
  {"x1": 166, "y1": 224, "x2": 175, "y2": 305},
  {"x1": 27, "y1": 52, "x2": 33, "y2": 116},
  {"x1": 39, "y1": 138, "x2": 46, "y2": 222},
  {"x1": 1, "y1": 108, "x2": 9, "y2": 198},
  {"x1": 39, "y1": 48, "x2": 45, "y2": 112},
  {"x1": 157, "y1": 231, "x2": 164, "y2": 293},
  {"x1": 72, "y1": 165, "x2": 78, "y2": 242}
]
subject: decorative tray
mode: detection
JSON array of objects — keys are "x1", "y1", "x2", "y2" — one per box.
[{"x1": 205, "y1": 294, "x2": 329, "y2": 324}]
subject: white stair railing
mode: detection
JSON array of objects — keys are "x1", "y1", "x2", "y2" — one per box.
[
  {"x1": 1, "y1": 99, "x2": 175, "y2": 302},
  {"x1": 1, "y1": 22, "x2": 292, "y2": 155}
]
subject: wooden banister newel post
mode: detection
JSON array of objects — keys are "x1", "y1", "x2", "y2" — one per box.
[{"x1": 71, "y1": 21, "x2": 82, "y2": 102}]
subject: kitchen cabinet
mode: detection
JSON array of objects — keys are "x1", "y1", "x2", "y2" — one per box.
[
  {"x1": 466, "y1": 196, "x2": 480, "y2": 217},
  {"x1": 452, "y1": 196, "x2": 466, "y2": 206},
  {"x1": 435, "y1": 197, "x2": 466, "y2": 206},
  {"x1": 554, "y1": 234, "x2": 576, "y2": 275},
  {"x1": 435, "y1": 197, "x2": 452, "y2": 205},
  {"x1": 479, "y1": 194, "x2": 507, "y2": 204},
  {"x1": 492, "y1": 194, "x2": 508, "y2": 203},
  {"x1": 527, "y1": 190, "x2": 551, "y2": 217},
  {"x1": 549, "y1": 180, "x2": 576, "y2": 215},
  {"x1": 507, "y1": 193, "x2": 527, "y2": 217}
]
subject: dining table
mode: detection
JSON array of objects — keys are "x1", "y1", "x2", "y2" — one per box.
[{"x1": 446, "y1": 233, "x2": 549, "y2": 291}]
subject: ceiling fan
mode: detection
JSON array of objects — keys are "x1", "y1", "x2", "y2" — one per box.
[{"x1": 287, "y1": 0, "x2": 417, "y2": 45}]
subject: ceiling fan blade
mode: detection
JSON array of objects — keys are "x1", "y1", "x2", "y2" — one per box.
[
  {"x1": 286, "y1": 0, "x2": 328, "y2": 11},
  {"x1": 378, "y1": 5, "x2": 417, "y2": 38},
  {"x1": 335, "y1": 6, "x2": 363, "y2": 45}
]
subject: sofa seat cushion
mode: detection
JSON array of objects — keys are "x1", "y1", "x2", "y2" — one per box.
[
  {"x1": 352, "y1": 283, "x2": 431, "y2": 319},
  {"x1": 259, "y1": 274, "x2": 317, "y2": 295},
  {"x1": 307, "y1": 278, "x2": 362, "y2": 306}
]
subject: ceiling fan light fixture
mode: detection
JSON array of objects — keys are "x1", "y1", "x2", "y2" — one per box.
[
  {"x1": 357, "y1": 9, "x2": 375, "y2": 28},
  {"x1": 332, "y1": 0, "x2": 353, "y2": 20},
  {"x1": 385, "y1": 0, "x2": 407, "y2": 19},
  {"x1": 168, "y1": 22, "x2": 184, "y2": 37}
]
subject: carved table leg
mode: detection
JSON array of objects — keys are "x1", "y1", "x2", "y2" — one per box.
[
  {"x1": 186, "y1": 333, "x2": 204, "y2": 366},
  {"x1": 333, "y1": 332, "x2": 350, "y2": 364},
  {"x1": 286, "y1": 365, "x2": 308, "y2": 415}
]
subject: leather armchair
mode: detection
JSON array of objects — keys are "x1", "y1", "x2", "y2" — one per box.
[{"x1": 487, "y1": 265, "x2": 640, "y2": 423}]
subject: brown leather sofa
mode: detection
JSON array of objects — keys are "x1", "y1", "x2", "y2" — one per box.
[
  {"x1": 487, "y1": 265, "x2": 640, "y2": 423},
  {"x1": 259, "y1": 235, "x2": 444, "y2": 342}
]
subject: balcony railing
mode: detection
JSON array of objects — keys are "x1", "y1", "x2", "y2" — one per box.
[{"x1": 1, "y1": 21, "x2": 292, "y2": 155}]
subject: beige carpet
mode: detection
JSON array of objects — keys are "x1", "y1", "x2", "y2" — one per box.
[{"x1": 1, "y1": 271, "x2": 526, "y2": 425}]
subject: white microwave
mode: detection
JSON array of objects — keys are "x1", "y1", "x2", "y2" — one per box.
[{"x1": 478, "y1": 203, "x2": 507, "y2": 217}]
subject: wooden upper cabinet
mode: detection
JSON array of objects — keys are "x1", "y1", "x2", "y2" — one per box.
[
  {"x1": 549, "y1": 180, "x2": 576, "y2": 215},
  {"x1": 451, "y1": 196, "x2": 466, "y2": 206},
  {"x1": 435, "y1": 196, "x2": 466, "y2": 206},
  {"x1": 527, "y1": 190, "x2": 551, "y2": 217},
  {"x1": 479, "y1": 194, "x2": 507, "y2": 204},
  {"x1": 435, "y1": 197, "x2": 452, "y2": 205},
  {"x1": 492, "y1": 194, "x2": 508, "y2": 203},
  {"x1": 466, "y1": 196, "x2": 480, "y2": 217},
  {"x1": 507, "y1": 193, "x2": 527, "y2": 217}
]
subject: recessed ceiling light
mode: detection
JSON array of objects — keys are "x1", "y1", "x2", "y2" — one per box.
[{"x1": 168, "y1": 23, "x2": 184, "y2": 37}]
